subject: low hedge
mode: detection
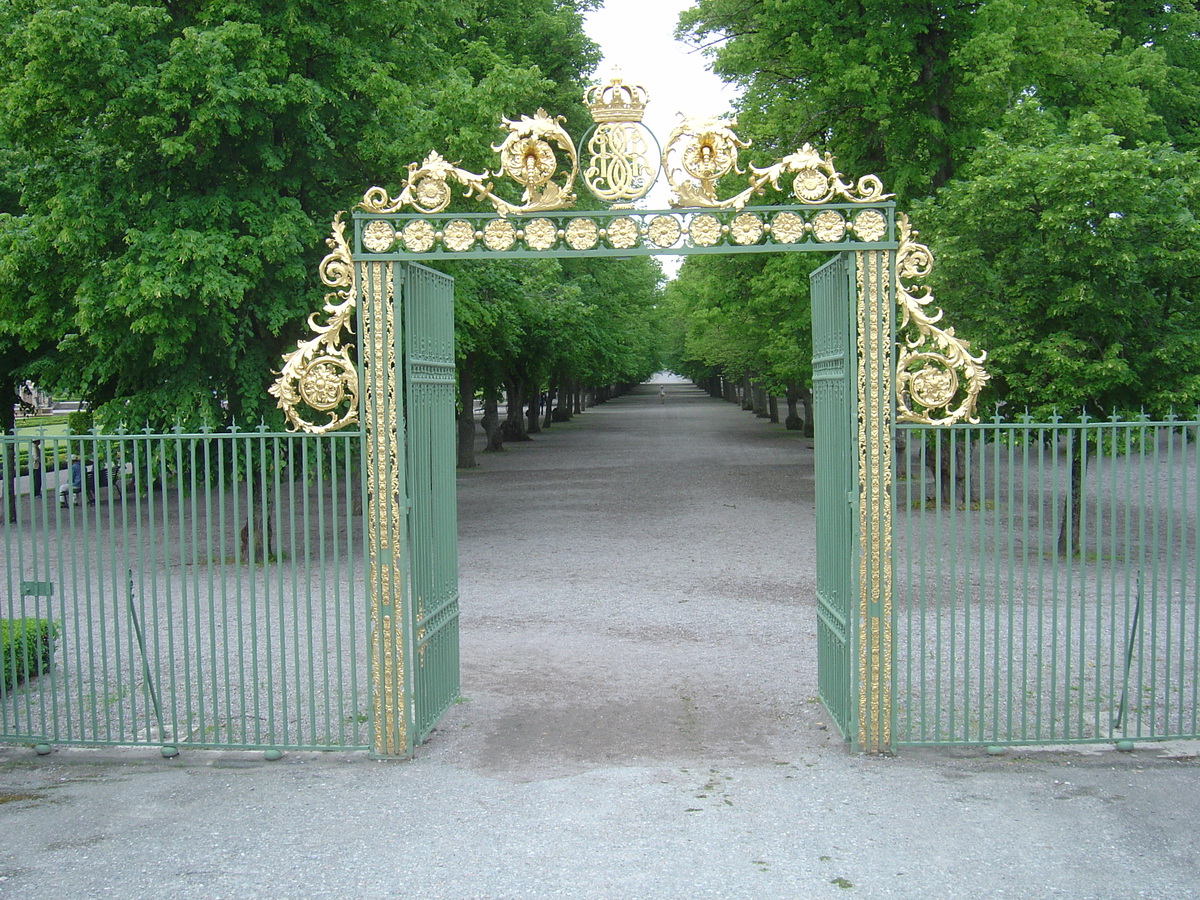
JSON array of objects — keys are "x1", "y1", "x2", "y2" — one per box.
[{"x1": 1, "y1": 618, "x2": 60, "y2": 690}]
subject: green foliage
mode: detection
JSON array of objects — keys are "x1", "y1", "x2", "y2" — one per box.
[
  {"x1": 449, "y1": 254, "x2": 662, "y2": 411},
  {"x1": 67, "y1": 411, "x2": 93, "y2": 435},
  {"x1": 672, "y1": 0, "x2": 1200, "y2": 416},
  {"x1": 917, "y1": 108, "x2": 1200, "y2": 418},
  {"x1": 663, "y1": 251, "x2": 817, "y2": 394},
  {"x1": 0, "y1": 0, "x2": 604, "y2": 430},
  {"x1": 679, "y1": 0, "x2": 1199, "y2": 203},
  {"x1": 1, "y1": 618, "x2": 60, "y2": 690}
]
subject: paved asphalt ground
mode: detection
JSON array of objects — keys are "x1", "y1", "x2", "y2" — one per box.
[{"x1": 2, "y1": 382, "x2": 1198, "y2": 899}]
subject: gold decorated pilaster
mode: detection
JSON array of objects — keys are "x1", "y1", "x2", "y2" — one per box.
[
  {"x1": 269, "y1": 214, "x2": 359, "y2": 433},
  {"x1": 362, "y1": 260, "x2": 407, "y2": 757},
  {"x1": 856, "y1": 251, "x2": 893, "y2": 754}
]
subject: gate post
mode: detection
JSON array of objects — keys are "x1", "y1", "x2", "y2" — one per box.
[
  {"x1": 855, "y1": 250, "x2": 894, "y2": 753},
  {"x1": 360, "y1": 259, "x2": 409, "y2": 757}
]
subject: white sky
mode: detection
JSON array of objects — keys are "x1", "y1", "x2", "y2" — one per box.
[{"x1": 583, "y1": 0, "x2": 738, "y2": 211}]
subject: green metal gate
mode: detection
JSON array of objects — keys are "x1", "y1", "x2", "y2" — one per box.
[
  {"x1": 401, "y1": 265, "x2": 461, "y2": 748},
  {"x1": 357, "y1": 259, "x2": 460, "y2": 757},
  {"x1": 5, "y1": 76, "x2": 1007, "y2": 757},
  {"x1": 811, "y1": 253, "x2": 858, "y2": 740}
]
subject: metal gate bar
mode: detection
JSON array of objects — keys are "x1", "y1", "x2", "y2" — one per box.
[
  {"x1": 1, "y1": 429, "x2": 369, "y2": 751},
  {"x1": 811, "y1": 252, "x2": 857, "y2": 741},
  {"x1": 895, "y1": 415, "x2": 1200, "y2": 745}
]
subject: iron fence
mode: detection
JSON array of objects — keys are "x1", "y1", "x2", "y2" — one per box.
[
  {"x1": 1, "y1": 427, "x2": 370, "y2": 751},
  {"x1": 895, "y1": 414, "x2": 1200, "y2": 747}
]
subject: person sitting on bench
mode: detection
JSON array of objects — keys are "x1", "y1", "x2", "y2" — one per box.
[{"x1": 58, "y1": 457, "x2": 83, "y2": 507}]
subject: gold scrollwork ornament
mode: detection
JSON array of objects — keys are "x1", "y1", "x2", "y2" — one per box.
[
  {"x1": 663, "y1": 115, "x2": 750, "y2": 208},
  {"x1": 771, "y1": 212, "x2": 806, "y2": 244},
  {"x1": 584, "y1": 123, "x2": 657, "y2": 204},
  {"x1": 270, "y1": 213, "x2": 359, "y2": 433},
  {"x1": 565, "y1": 217, "x2": 599, "y2": 250},
  {"x1": 721, "y1": 142, "x2": 895, "y2": 211},
  {"x1": 606, "y1": 216, "x2": 640, "y2": 249},
  {"x1": 730, "y1": 212, "x2": 764, "y2": 245},
  {"x1": 853, "y1": 209, "x2": 887, "y2": 242},
  {"x1": 362, "y1": 221, "x2": 396, "y2": 253},
  {"x1": 893, "y1": 214, "x2": 990, "y2": 424},
  {"x1": 688, "y1": 213, "x2": 723, "y2": 246},
  {"x1": 359, "y1": 107, "x2": 584, "y2": 218},
  {"x1": 811, "y1": 210, "x2": 847, "y2": 242},
  {"x1": 493, "y1": 109, "x2": 579, "y2": 212},
  {"x1": 646, "y1": 215, "x2": 682, "y2": 248}
]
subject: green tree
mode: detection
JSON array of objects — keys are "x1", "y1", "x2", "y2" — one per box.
[
  {"x1": 0, "y1": 0, "x2": 600, "y2": 430},
  {"x1": 675, "y1": 0, "x2": 1200, "y2": 412},
  {"x1": 666, "y1": 253, "x2": 815, "y2": 429},
  {"x1": 679, "y1": 0, "x2": 1198, "y2": 202},
  {"x1": 917, "y1": 107, "x2": 1200, "y2": 419},
  {"x1": 451, "y1": 254, "x2": 661, "y2": 467}
]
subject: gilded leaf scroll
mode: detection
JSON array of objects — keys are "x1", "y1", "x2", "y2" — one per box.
[
  {"x1": 359, "y1": 109, "x2": 579, "y2": 218},
  {"x1": 275, "y1": 76, "x2": 991, "y2": 432},
  {"x1": 663, "y1": 133, "x2": 893, "y2": 211},
  {"x1": 269, "y1": 213, "x2": 359, "y2": 433},
  {"x1": 894, "y1": 215, "x2": 989, "y2": 425}
]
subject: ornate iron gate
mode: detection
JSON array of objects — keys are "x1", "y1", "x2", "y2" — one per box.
[
  {"x1": 271, "y1": 76, "x2": 986, "y2": 756},
  {"x1": 0, "y1": 77, "x2": 989, "y2": 757},
  {"x1": 811, "y1": 253, "x2": 858, "y2": 740},
  {"x1": 401, "y1": 264, "x2": 461, "y2": 748}
]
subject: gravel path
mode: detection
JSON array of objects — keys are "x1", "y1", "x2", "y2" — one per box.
[
  {"x1": 2, "y1": 382, "x2": 1199, "y2": 900},
  {"x1": 441, "y1": 380, "x2": 832, "y2": 776}
]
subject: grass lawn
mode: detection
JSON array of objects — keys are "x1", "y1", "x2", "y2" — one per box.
[{"x1": 14, "y1": 416, "x2": 70, "y2": 436}]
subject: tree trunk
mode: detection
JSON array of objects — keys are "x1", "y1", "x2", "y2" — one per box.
[
  {"x1": 768, "y1": 394, "x2": 779, "y2": 424},
  {"x1": 785, "y1": 382, "x2": 802, "y2": 430},
  {"x1": 741, "y1": 376, "x2": 753, "y2": 411},
  {"x1": 929, "y1": 430, "x2": 971, "y2": 507},
  {"x1": 482, "y1": 394, "x2": 504, "y2": 452},
  {"x1": 553, "y1": 377, "x2": 573, "y2": 422},
  {"x1": 240, "y1": 476, "x2": 276, "y2": 564},
  {"x1": 800, "y1": 386, "x2": 815, "y2": 438},
  {"x1": 527, "y1": 389, "x2": 541, "y2": 434},
  {"x1": 501, "y1": 376, "x2": 530, "y2": 441},
  {"x1": 456, "y1": 356, "x2": 477, "y2": 469},
  {"x1": 542, "y1": 380, "x2": 555, "y2": 429},
  {"x1": 752, "y1": 383, "x2": 768, "y2": 418},
  {"x1": 1057, "y1": 437, "x2": 1086, "y2": 557}
]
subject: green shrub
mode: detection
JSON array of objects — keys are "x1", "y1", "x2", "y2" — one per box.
[
  {"x1": 66, "y1": 411, "x2": 93, "y2": 434},
  {"x1": 68, "y1": 410, "x2": 93, "y2": 457},
  {"x1": 1, "y1": 619, "x2": 61, "y2": 690}
]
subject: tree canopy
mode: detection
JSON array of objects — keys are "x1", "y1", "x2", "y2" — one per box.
[
  {"x1": 0, "y1": 0, "x2": 664, "y2": 437},
  {"x1": 669, "y1": 0, "x2": 1200, "y2": 419}
]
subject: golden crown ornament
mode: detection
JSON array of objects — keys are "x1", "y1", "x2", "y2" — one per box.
[
  {"x1": 584, "y1": 73, "x2": 649, "y2": 123},
  {"x1": 581, "y1": 73, "x2": 659, "y2": 205}
]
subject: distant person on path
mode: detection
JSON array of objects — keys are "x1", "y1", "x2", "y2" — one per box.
[
  {"x1": 31, "y1": 440, "x2": 41, "y2": 497},
  {"x1": 659, "y1": 385, "x2": 666, "y2": 404}
]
